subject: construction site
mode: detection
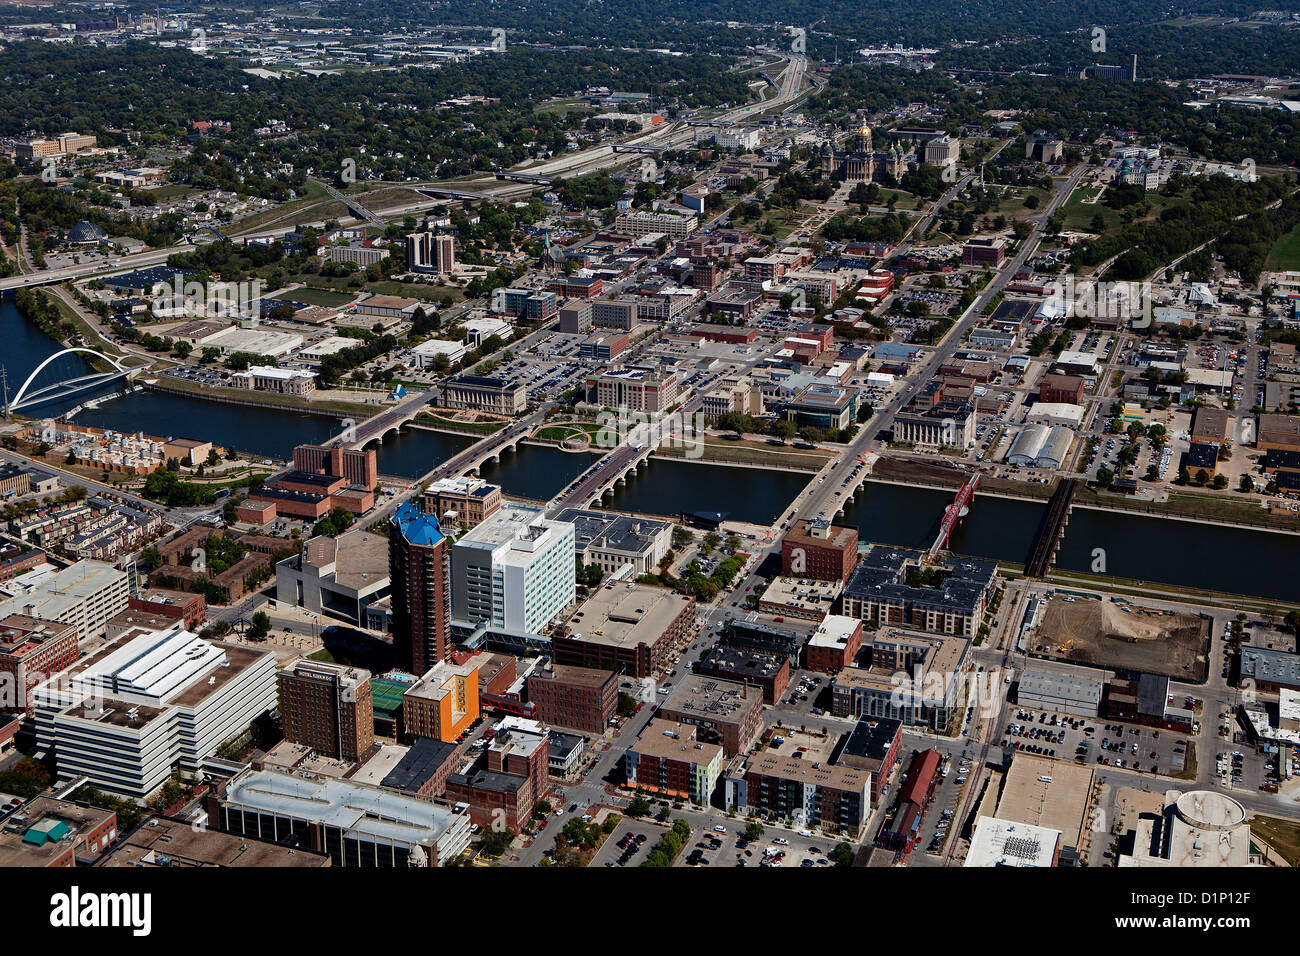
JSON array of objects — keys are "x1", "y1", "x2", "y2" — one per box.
[{"x1": 1034, "y1": 594, "x2": 1210, "y2": 682}]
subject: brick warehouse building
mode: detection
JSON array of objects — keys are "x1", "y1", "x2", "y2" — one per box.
[
  {"x1": 128, "y1": 586, "x2": 206, "y2": 631},
  {"x1": 445, "y1": 720, "x2": 549, "y2": 830},
  {"x1": 526, "y1": 662, "x2": 618, "y2": 735},
  {"x1": 0, "y1": 614, "x2": 79, "y2": 716},
  {"x1": 552, "y1": 585, "x2": 696, "y2": 678},
  {"x1": 1038, "y1": 373, "x2": 1086, "y2": 405},
  {"x1": 781, "y1": 519, "x2": 859, "y2": 583},
  {"x1": 804, "y1": 614, "x2": 863, "y2": 675},
  {"x1": 293, "y1": 444, "x2": 379, "y2": 490},
  {"x1": 657, "y1": 675, "x2": 763, "y2": 757}
]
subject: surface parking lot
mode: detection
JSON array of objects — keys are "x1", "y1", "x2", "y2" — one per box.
[
  {"x1": 919, "y1": 752, "x2": 973, "y2": 856},
  {"x1": 686, "y1": 826, "x2": 837, "y2": 869},
  {"x1": 1002, "y1": 706, "x2": 1191, "y2": 778},
  {"x1": 778, "y1": 667, "x2": 830, "y2": 716},
  {"x1": 589, "y1": 819, "x2": 658, "y2": 868}
]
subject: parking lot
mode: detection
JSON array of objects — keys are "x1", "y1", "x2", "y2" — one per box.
[
  {"x1": 918, "y1": 752, "x2": 973, "y2": 856},
  {"x1": 1001, "y1": 706, "x2": 1192, "y2": 778},
  {"x1": 588, "y1": 818, "x2": 659, "y2": 868},
  {"x1": 678, "y1": 822, "x2": 839, "y2": 868},
  {"x1": 777, "y1": 666, "x2": 831, "y2": 717}
]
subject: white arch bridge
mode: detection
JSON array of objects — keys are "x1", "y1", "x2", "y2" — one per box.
[{"x1": 5, "y1": 347, "x2": 145, "y2": 415}]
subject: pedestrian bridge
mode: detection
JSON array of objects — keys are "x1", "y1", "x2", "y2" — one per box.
[{"x1": 5, "y1": 347, "x2": 142, "y2": 415}]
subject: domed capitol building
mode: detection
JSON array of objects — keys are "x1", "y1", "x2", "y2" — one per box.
[{"x1": 822, "y1": 122, "x2": 907, "y2": 183}]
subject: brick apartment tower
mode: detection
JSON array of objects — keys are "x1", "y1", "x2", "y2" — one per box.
[
  {"x1": 390, "y1": 501, "x2": 450, "y2": 675},
  {"x1": 278, "y1": 660, "x2": 375, "y2": 762},
  {"x1": 292, "y1": 444, "x2": 379, "y2": 489}
]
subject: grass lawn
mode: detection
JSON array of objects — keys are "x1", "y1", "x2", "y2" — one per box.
[
  {"x1": 536, "y1": 422, "x2": 603, "y2": 442},
  {"x1": 1060, "y1": 186, "x2": 1120, "y2": 233},
  {"x1": 273, "y1": 286, "x2": 356, "y2": 308},
  {"x1": 417, "y1": 414, "x2": 505, "y2": 434},
  {"x1": 48, "y1": 289, "x2": 127, "y2": 361},
  {"x1": 1250, "y1": 815, "x2": 1300, "y2": 866},
  {"x1": 1162, "y1": 489, "x2": 1300, "y2": 531},
  {"x1": 761, "y1": 204, "x2": 814, "y2": 241},
  {"x1": 655, "y1": 436, "x2": 832, "y2": 470},
  {"x1": 1072, "y1": 484, "x2": 1300, "y2": 533},
  {"x1": 1266, "y1": 222, "x2": 1300, "y2": 272},
  {"x1": 149, "y1": 184, "x2": 198, "y2": 201}
]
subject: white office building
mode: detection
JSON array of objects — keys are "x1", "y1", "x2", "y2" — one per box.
[
  {"x1": 30, "y1": 621, "x2": 278, "y2": 797},
  {"x1": 410, "y1": 338, "x2": 467, "y2": 369},
  {"x1": 214, "y1": 767, "x2": 471, "y2": 866},
  {"x1": 451, "y1": 503, "x2": 575, "y2": 634},
  {"x1": 0, "y1": 559, "x2": 129, "y2": 644}
]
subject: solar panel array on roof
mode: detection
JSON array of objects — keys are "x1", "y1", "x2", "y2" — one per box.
[{"x1": 1002, "y1": 836, "x2": 1042, "y2": 862}]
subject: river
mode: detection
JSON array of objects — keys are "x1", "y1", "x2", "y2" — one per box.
[{"x1": 4, "y1": 296, "x2": 1297, "y2": 601}]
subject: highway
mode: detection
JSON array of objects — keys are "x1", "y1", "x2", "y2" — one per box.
[
  {"x1": 0, "y1": 55, "x2": 810, "y2": 297},
  {"x1": 0, "y1": 245, "x2": 195, "y2": 292}
]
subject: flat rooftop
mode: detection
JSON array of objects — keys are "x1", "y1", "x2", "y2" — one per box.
[
  {"x1": 0, "y1": 797, "x2": 116, "y2": 867},
  {"x1": 966, "y1": 817, "x2": 1061, "y2": 867},
  {"x1": 631, "y1": 720, "x2": 723, "y2": 763},
  {"x1": 742, "y1": 749, "x2": 870, "y2": 793},
  {"x1": 660, "y1": 674, "x2": 761, "y2": 721},
  {"x1": 841, "y1": 717, "x2": 902, "y2": 764},
  {"x1": 697, "y1": 644, "x2": 785, "y2": 681},
  {"x1": 532, "y1": 662, "x2": 616, "y2": 688},
  {"x1": 222, "y1": 769, "x2": 464, "y2": 846},
  {"x1": 96, "y1": 815, "x2": 330, "y2": 867},
  {"x1": 566, "y1": 583, "x2": 693, "y2": 651},
  {"x1": 994, "y1": 754, "x2": 1095, "y2": 850}
]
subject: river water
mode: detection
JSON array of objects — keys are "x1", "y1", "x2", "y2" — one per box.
[{"x1": 4, "y1": 297, "x2": 1296, "y2": 600}]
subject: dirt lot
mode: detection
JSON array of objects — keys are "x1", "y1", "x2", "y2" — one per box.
[
  {"x1": 1035, "y1": 596, "x2": 1209, "y2": 681},
  {"x1": 873, "y1": 455, "x2": 965, "y2": 487}
]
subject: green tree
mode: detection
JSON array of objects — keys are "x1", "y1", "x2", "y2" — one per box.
[
  {"x1": 480, "y1": 827, "x2": 515, "y2": 857},
  {"x1": 247, "y1": 610, "x2": 271, "y2": 641}
]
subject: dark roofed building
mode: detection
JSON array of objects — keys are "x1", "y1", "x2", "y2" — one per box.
[
  {"x1": 1240, "y1": 646, "x2": 1300, "y2": 692},
  {"x1": 842, "y1": 546, "x2": 997, "y2": 637},
  {"x1": 556, "y1": 508, "x2": 672, "y2": 577},
  {"x1": 837, "y1": 716, "x2": 904, "y2": 799},
  {"x1": 1182, "y1": 441, "x2": 1219, "y2": 477},
  {"x1": 694, "y1": 645, "x2": 790, "y2": 704},
  {"x1": 381, "y1": 737, "x2": 461, "y2": 799},
  {"x1": 721, "y1": 618, "x2": 804, "y2": 663},
  {"x1": 1103, "y1": 671, "x2": 1192, "y2": 730}
]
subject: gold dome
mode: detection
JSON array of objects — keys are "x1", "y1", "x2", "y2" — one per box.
[{"x1": 856, "y1": 124, "x2": 872, "y2": 137}]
